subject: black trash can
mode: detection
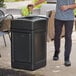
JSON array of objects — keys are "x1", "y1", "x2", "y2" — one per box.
[{"x1": 11, "y1": 16, "x2": 48, "y2": 71}]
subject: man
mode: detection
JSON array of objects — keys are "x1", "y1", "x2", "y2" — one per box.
[{"x1": 53, "y1": 0, "x2": 76, "y2": 66}]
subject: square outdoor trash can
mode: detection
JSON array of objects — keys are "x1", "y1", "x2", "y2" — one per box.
[{"x1": 11, "y1": 16, "x2": 48, "y2": 71}]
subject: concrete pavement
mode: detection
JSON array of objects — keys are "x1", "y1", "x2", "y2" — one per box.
[{"x1": 0, "y1": 31, "x2": 76, "y2": 76}]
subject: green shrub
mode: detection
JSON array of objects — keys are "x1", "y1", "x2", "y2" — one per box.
[{"x1": 0, "y1": 0, "x2": 5, "y2": 7}]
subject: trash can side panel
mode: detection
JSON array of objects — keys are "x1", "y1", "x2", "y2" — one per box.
[
  {"x1": 33, "y1": 31, "x2": 46, "y2": 63},
  {"x1": 11, "y1": 20, "x2": 32, "y2": 30},
  {"x1": 11, "y1": 32, "x2": 32, "y2": 63},
  {"x1": 33, "y1": 19, "x2": 48, "y2": 30}
]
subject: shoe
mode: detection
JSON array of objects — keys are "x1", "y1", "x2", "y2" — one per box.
[
  {"x1": 53, "y1": 56, "x2": 59, "y2": 61},
  {"x1": 64, "y1": 61, "x2": 71, "y2": 66},
  {"x1": 53, "y1": 50, "x2": 59, "y2": 61}
]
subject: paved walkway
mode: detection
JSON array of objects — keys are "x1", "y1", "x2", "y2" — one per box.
[{"x1": 0, "y1": 31, "x2": 76, "y2": 76}]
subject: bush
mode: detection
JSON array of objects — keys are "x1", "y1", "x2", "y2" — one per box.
[{"x1": 0, "y1": 0, "x2": 5, "y2": 7}]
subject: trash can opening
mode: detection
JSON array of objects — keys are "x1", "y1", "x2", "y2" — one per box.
[{"x1": 17, "y1": 16, "x2": 48, "y2": 21}]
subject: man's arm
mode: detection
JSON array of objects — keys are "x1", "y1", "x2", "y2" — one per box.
[
  {"x1": 61, "y1": 3, "x2": 76, "y2": 11},
  {"x1": 34, "y1": 0, "x2": 45, "y2": 6}
]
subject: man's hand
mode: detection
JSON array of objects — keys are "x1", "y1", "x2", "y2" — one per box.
[{"x1": 61, "y1": 5, "x2": 69, "y2": 11}]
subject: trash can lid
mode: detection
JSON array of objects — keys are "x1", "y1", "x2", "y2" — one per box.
[{"x1": 16, "y1": 15, "x2": 48, "y2": 22}]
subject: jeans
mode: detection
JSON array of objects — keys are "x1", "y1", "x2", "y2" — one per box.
[{"x1": 54, "y1": 19, "x2": 74, "y2": 61}]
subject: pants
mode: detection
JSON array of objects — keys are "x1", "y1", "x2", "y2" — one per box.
[{"x1": 54, "y1": 19, "x2": 74, "y2": 61}]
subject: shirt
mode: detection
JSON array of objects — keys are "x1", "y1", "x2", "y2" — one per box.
[
  {"x1": 55, "y1": 0, "x2": 75, "y2": 20},
  {"x1": 21, "y1": 7, "x2": 32, "y2": 16}
]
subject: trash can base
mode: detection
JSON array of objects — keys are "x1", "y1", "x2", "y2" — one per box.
[{"x1": 11, "y1": 60, "x2": 46, "y2": 71}]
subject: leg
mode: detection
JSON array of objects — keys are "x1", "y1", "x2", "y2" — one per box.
[
  {"x1": 53, "y1": 19, "x2": 63, "y2": 60},
  {"x1": 64, "y1": 21, "x2": 73, "y2": 61},
  {"x1": 64, "y1": 21, "x2": 73, "y2": 66}
]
